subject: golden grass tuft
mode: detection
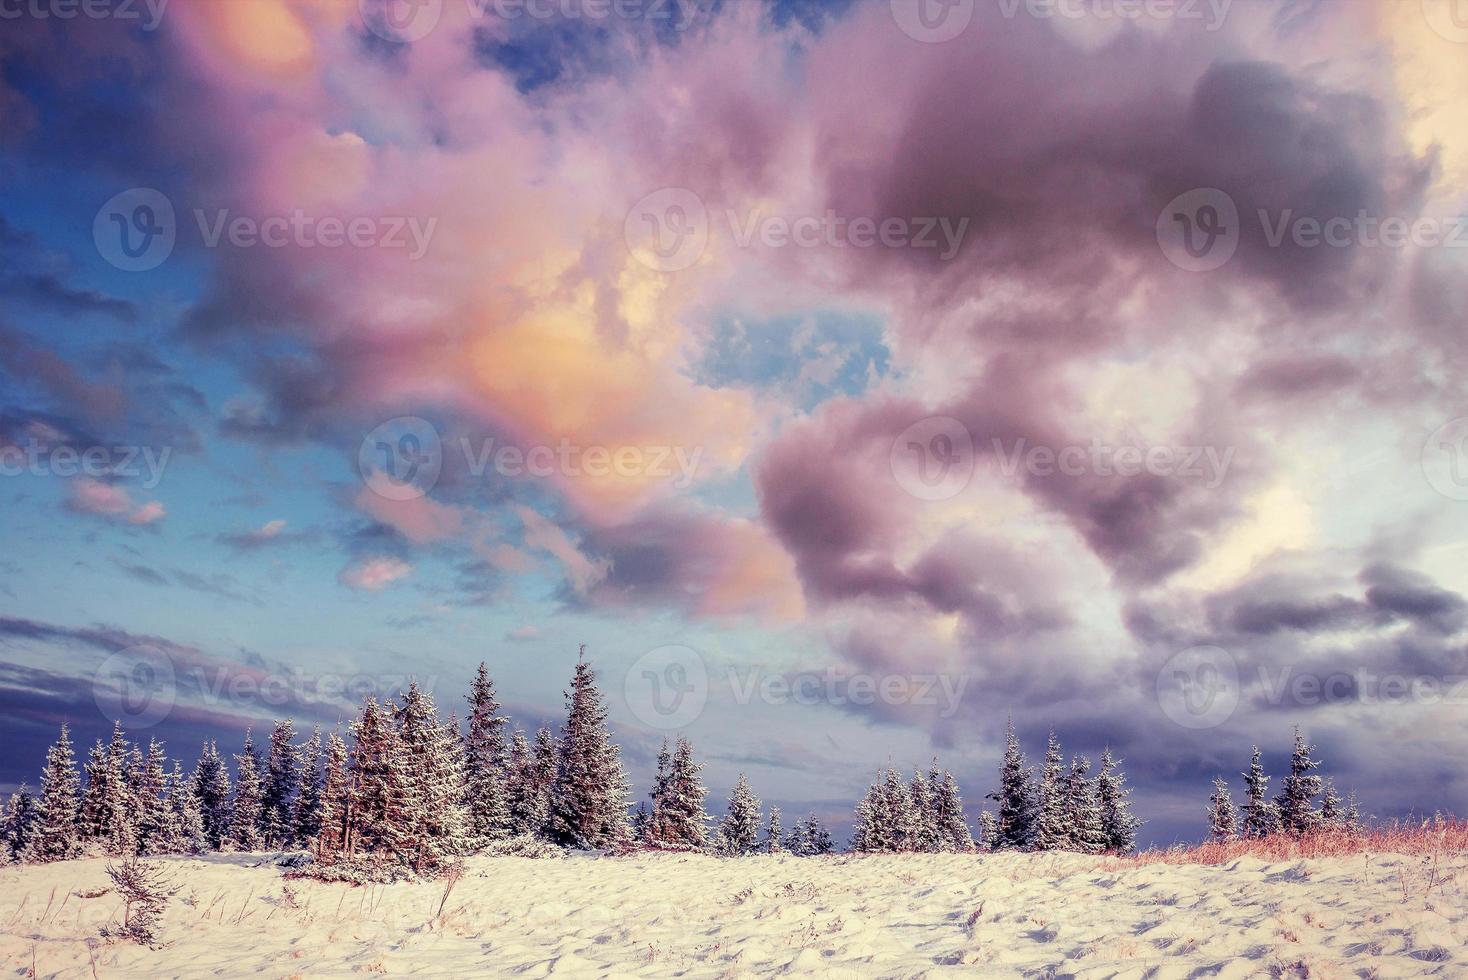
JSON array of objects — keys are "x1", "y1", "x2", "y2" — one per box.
[{"x1": 1102, "y1": 818, "x2": 1468, "y2": 869}]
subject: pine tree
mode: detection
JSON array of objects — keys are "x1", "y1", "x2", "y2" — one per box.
[
  {"x1": 716, "y1": 773, "x2": 763, "y2": 856},
  {"x1": 764, "y1": 806, "x2": 785, "y2": 854},
  {"x1": 3, "y1": 787, "x2": 37, "y2": 862},
  {"x1": 165, "y1": 760, "x2": 207, "y2": 854},
  {"x1": 882, "y1": 767, "x2": 916, "y2": 851},
  {"x1": 988, "y1": 719, "x2": 1036, "y2": 850},
  {"x1": 262, "y1": 719, "x2": 299, "y2": 848},
  {"x1": 465, "y1": 663, "x2": 512, "y2": 844},
  {"x1": 1277, "y1": 727, "x2": 1322, "y2": 836},
  {"x1": 849, "y1": 779, "x2": 881, "y2": 853},
  {"x1": 1034, "y1": 731, "x2": 1069, "y2": 852},
  {"x1": 1208, "y1": 777, "x2": 1238, "y2": 841},
  {"x1": 102, "y1": 722, "x2": 137, "y2": 856},
  {"x1": 644, "y1": 739, "x2": 673, "y2": 847},
  {"x1": 231, "y1": 730, "x2": 265, "y2": 851},
  {"x1": 784, "y1": 815, "x2": 810, "y2": 856},
  {"x1": 631, "y1": 801, "x2": 650, "y2": 842},
  {"x1": 24, "y1": 724, "x2": 82, "y2": 862},
  {"x1": 803, "y1": 814, "x2": 834, "y2": 855},
  {"x1": 646, "y1": 737, "x2": 709, "y2": 851},
  {"x1": 908, "y1": 768, "x2": 938, "y2": 853},
  {"x1": 316, "y1": 732, "x2": 351, "y2": 861},
  {"x1": 977, "y1": 810, "x2": 998, "y2": 851},
  {"x1": 351, "y1": 696, "x2": 403, "y2": 856},
  {"x1": 933, "y1": 770, "x2": 975, "y2": 852},
  {"x1": 1344, "y1": 791, "x2": 1363, "y2": 833},
  {"x1": 133, "y1": 739, "x2": 169, "y2": 855},
  {"x1": 1241, "y1": 746, "x2": 1278, "y2": 838},
  {"x1": 293, "y1": 728, "x2": 324, "y2": 846},
  {"x1": 1318, "y1": 778, "x2": 1344, "y2": 829},
  {"x1": 392, "y1": 682, "x2": 472, "y2": 870},
  {"x1": 548, "y1": 650, "x2": 631, "y2": 849},
  {"x1": 80, "y1": 740, "x2": 110, "y2": 841},
  {"x1": 1063, "y1": 757, "x2": 1106, "y2": 854},
  {"x1": 192, "y1": 740, "x2": 232, "y2": 850},
  {"x1": 1096, "y1": 748, "x2": 1140, "y2": 853}
]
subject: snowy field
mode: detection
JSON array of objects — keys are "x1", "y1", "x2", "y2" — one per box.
[{"x1": 0, "y1": 850, "x2": 1463, "y2": 978}]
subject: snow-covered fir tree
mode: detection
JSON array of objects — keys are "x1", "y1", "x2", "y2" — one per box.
[
  {"x1": 393, "y1": 682, "x2": 471, "y2": 870},
  {"x1": 165, "y1": 760, "x2": 207, "y2": 854},
  {"x1": 1096, "y1": 748, "x2": 1140, "y2": 853},
  {"x1": 133, "y1": 739, "x2": 170, "y2": 855},
  {"x1": 645, "y1": 737, "x2": 709, "y2": 851},
  {"x1": 23, "y1": 724, "x2": 82, "y2": 863},
  {"x1": 1345, "y1": 791, "x2": 1363, "y2": 832},
  {"x1": 261, "y1": 719, "x2": 298, "y2": 848},
  {"x1": 764, "y1": 805, "x2": 785, "y2": 854},
  {"x1": 548, "y1": 651, "x2": 631, "y2": 849},
  {"x1": 1063, "y1": 757, "x2": 1107, "y2": 854},
  {"x1": 851, "y1": 768, "x2": 916, "y2": 853},
  {"x1": 1034, "y1": 731, "x2": 1070, "y2": 852},
  {"x1": 504, "y1": 730, "x2": 544, "y2": 838},
  {"x1": 908, "y1": 768, "x2": 939, "y2": 852},
  {"x1": 80, "y1": 739, "x2": 109, "y2": 841},
  {"x1": 1276, "y1": 727, "x2": 1322, "y2": 836},
  {"x1": 988, "y1": 719, "x2": 1036, "y2": 850},
  {"x1": 192, "y1": 740, "x2": 232, "y2": 850},
  {"x1": 977, "y1": 810, "x2": 998, "y2": 852},
  {"x1": 631, "y1": 802, "x2": 649, "y2": 842},
  {"x1": 933, "y1": 769, "x2": 975, "y2": 852},
  {"x1": 101, "y1": 722, "x2": 136, "y2": 856},
  {"x1": 3, "y1": 787, "x2": 37, "y2": 862},
  {"x1": 293, "y1": 727, "x2": 324, "y2": 845},
  {"x1": 784, "y1": 814, "x2": 809, "y2": 855},
  {"x1": 465, "y1": 663, "x2": 512, "y2": 844},
  {"x1": 1208, "y1": 777, "x2": 1238, "y2": 841},
  {"x1": 350, "y1": 696, "x2": 403, "y2": 856},
  {"x1": 802, "y1": 815, "x2": 834, "y2": 855},
  {"x1": 715, "y1": 773, "x2": 763, "y2": 855},
  {"x1": 1241, "y1": 745, "x2": 1278, "y2": 838},
  {"x1": 1319, "y1": 777, "x2": 1344, "y2": 828},
  {"x1": 316, "y1": 732, "x2": 351, "y2": 861},
  {"x1": 231, "y1": 730, "x2": 266, "y2": 851}
]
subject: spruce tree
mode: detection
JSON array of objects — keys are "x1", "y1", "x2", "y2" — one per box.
[
  {"x1": 351, "y1": 696, "x2": 404, "y2": 855},
  {"x1": 133, "y1": 739, "x2": 169, "y2": 855},
  {"x1": 261, "y1": 719, "x2": 299, "y2": 848},
  {"x1": 988, "y1": 719, "x2": 1036, "y2": 850},
  {"x1": 716, "y1": 773, "x2": 763, "y2": 855},
  {"x1": 849, "y1": 779, "x2": 881, "y2": 853},
  {"x1": 644, "y1": 739, "x2": 673, "y2": 847},
  {"x1": 1276, "y1": 727, "x2": 1322, "y2": 836},
  {"x1": 80, "y1": 740, "x2": 110, "y2": 840},
  {"x1": 166, "y1": 760, "x2": 207, "y2": 854},
  {"x1": 1096, "y1": 748, "x2": 1140, "y2": 853},
  {"x1": 1208, "y1": 777, "x2": 1238, "y2": 841},
  {"x1": 882, "y1": 767, "x2": 916, "y2": 851},
  {"x1": 192, "y1": 740, "x2": 232, "y2": 850},
  {"x1": 231, "y1": 730, "x2": 265, "y2": 851},
  {"x1": 548, "y1": 650, "x2": 631, "y2": 849},
  {"x1": 977, "y1": 811, "x2": 998, "y2": 851},
  {"x1": 803, "y1": 815, "x2": 834, "y2": 855},
  {"x1": 3, "y1": 787, "x2": 37, "y2": 862},
  {"x1": 465, "y1": 663, "x2": 512, "y2": 844},
  {"x1": 293, "y1": 728, "x2": 324, "y2": 846},
  {"x1": 102, "y1": 722, "x2": 136, "y2": 856},
  {"x1": 1034, "y1": 731, "x2": 1069, "y2": 852},
  {"x1": 24, "y1": 724, "x2": 82, "y2": 862},
  {"x1": 784, "y1": 815, "x2": 810, "y2": 855},
  {"x1": 316, "y1": 732, "x2": 351, "y2": 861},
  {"x1": 1241, "y1": 746, "x2": 1278, "y2": 838},
  {"x1": 933, "y1": 770, "x2": 975, "y2": 852},
  {"x1": 1345, "y1": 791, "x2": 1363, "y2": 833},
  {"x1": 393, "y1": 682, "x2": 471, "y2": 870},
  {"x1": 764, "y1": 805, "x2": 785, "y2": 854},
  {"x1": 646, "y1": 737, "x2": 709, "y2": 851},
  {"x1": 908, "y1": 768, "x2": 938, "y2": 853},
  {"x1": 1063, "y1": 757, "x2": 1106, "y2": 854}
]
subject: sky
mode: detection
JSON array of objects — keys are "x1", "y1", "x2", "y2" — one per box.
[{"x1": 1, "y1": 0, "x2": 1466, "y2": 847}]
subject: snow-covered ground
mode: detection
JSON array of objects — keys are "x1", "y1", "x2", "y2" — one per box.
[{"x1": 0, "y1": 849, "x2": 1462, "y2": 977}]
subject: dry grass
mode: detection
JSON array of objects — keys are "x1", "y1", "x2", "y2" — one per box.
[{"x1": 1102, "y1": 818, "x2": 1468, "y2": 869}]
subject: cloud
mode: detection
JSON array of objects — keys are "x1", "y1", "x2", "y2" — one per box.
[
  {"x1": 338, "y1": 556, "x2": 413, "y2": 591},
  {"x1": 66, "y1": 479, "x2": 165, "y2": 525}
]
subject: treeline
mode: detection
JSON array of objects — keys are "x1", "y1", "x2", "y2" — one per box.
[
  {"x1": 1206, "y1": 728, "x2": 1362, "y2": 840},
  {"x1": 3, "y1": 651, "x2": 1159, "y2": 873}
]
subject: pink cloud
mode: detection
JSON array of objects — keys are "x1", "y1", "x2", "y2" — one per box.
[
  {"x1": 67, "y1": 479, "x2": 165, "y2": 526},
  {"x1": 338, "y1": 556, "x2": 412, "y2": 592}
]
